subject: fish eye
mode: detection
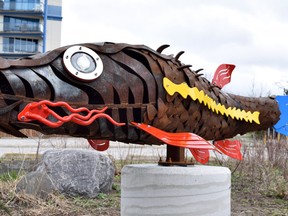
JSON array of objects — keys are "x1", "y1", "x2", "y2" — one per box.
[{"x1": 63, "y1": 46, "x2": 103, "y2": 81}]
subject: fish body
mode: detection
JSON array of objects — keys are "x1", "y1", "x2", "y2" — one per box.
[{"x1": 0, "y1": 42, "x2": 281, "y2": 146}]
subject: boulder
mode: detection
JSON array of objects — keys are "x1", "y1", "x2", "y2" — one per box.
[
  {"x1": 16, "y1": 171, "x2": 56, "y2": 199},
  {"x1": 16, "y1": 149, "x2": 115, "y2": 198}
]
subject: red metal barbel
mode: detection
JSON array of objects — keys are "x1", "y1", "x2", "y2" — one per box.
[{"x1": 18, "y1": 100, "x2": 125, "y2": 128}]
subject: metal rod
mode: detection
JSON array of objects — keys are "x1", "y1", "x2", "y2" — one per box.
[{"x1": 166, "y1": 145, "x2": 185, "y2": 162}]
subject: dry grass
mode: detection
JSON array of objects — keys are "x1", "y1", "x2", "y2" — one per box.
[
  {"x1": 0, "y1": 134, "x2": 287, "y2": 215},
  {"x1": 212, "y1": 135, "x2": 288, "y2": 215},
  {"x1": 0, "y1": 174, "x2": 121, "y2": 216}
]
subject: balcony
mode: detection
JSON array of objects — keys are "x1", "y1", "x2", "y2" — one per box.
[
  {"x1": 0, "y1": 2, "x2": 44, "y2": 12},
  {"x1": 0, "y1": 22, "x2": 43, "y2": 36},
  {"x1": 0, "y1": 42, "x2": 42, "y2": 54}
]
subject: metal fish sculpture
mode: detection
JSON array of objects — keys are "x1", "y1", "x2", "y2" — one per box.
[{"x1": 0, "y1": 42, "x2": 283, "y2": 164}]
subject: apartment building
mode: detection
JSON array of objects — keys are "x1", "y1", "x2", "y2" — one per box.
[{"x1": 0, "y1": 0, "x2": 62, "y2": 59}]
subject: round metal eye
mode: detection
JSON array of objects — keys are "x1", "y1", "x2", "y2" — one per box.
[{"x1": 63, "y1": 46, "x2": 103, "y2": 81}]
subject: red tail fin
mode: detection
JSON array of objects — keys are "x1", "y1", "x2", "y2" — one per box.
[{"x1": 214, "y1": 140, "x2": 243, "y2": 160}]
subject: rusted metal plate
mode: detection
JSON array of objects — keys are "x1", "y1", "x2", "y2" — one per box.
[
  {"x1": 9, "y1": 68, "x2": 51, "y2": 99},
  {"x1": 1, "y1": 70, "x2": 26, "y2": 96},
  {"x1": 109, "y1": 51, "x2": 157, "y2": 103}
]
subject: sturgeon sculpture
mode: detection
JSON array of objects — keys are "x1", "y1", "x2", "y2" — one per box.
[{"x1": 0, "y1": 42, "x2": 284, "y2": 164}]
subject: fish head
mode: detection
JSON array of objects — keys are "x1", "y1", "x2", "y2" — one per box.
[{"x1": 0, "y1": 42, "x2": 165, "y2": 139}]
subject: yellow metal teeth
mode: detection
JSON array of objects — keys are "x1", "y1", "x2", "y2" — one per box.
[{"x1": 163, "y1": 77, "x2": 260, "y2": 124}]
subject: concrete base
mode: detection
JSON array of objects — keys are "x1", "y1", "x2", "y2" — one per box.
[{"x1": 121, "y1": 164, "x2": 231, "y2": 216}]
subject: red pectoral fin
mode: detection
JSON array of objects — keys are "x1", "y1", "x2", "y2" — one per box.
[
  {"x1": 131, "y1": 122, "x2": 217, "y2": 164},
  {"x1": 214, "y1": 140, "x2": 243, "y2": 160},
  {"x1": 88, "y1": 139, "x2": 110, "y2": 151},
  {"x1": 131, "y1": 122, "x2": 215, "y2": 150},
  {"x1": 212, "y1": 64, "x2": 235, "y2": 88}
]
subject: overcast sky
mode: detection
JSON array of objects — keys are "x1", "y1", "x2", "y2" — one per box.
[{"x1": 61, "y1": 0, "x2": 288, "y2": 97}]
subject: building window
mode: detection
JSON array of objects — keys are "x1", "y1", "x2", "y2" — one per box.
[
  {"x1": 3, "y1": 0, "x2": 41, "y2": 11},
  {"x1": 3, "y1": 37, "x2": 38, "y2": 53},
  {"x1": 4, "y1": 16, "x2": 40, "y2": 32}
]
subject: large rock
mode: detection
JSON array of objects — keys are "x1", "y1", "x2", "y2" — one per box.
[
  {"x1": 16, "y1": 149, "x2": 115, "y2": 198},
  {"x1": 16, "y1": 171, "x2": 56, "y2": 199}
]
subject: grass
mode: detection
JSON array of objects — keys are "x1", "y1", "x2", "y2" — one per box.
[
  {"x1": 0, "y1": 135, "x2": 287, "y2": 215},
  {"x1": 0, "y1": 170, "x2": 21, "y2": 182},
  {"x1": 0, "y1": 178, "x2": 121, "y2": 216},
  {"x1": 211, "y1": 135, "x2": 288, "y2": 216}
]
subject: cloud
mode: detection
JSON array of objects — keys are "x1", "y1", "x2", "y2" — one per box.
[{"x1": 61, "y1": 0, "x2": 288, "y2": 96}]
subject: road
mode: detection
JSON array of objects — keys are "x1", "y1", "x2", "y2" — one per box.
[{"x1": 0, "y1": 137, "x2": 167, "y2": 161}]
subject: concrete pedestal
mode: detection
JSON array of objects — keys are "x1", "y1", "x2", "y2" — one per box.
[{"x1": 121, "y1": 164, "x2": 231, "y2": 216}]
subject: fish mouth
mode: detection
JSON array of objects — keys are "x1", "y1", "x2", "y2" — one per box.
[
  {"x1": 0, "y1": 98, "x2": 22, "y2": 116},
  {"x1": 0, "y1": 95, "x2": 26, "y2": 137}
]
